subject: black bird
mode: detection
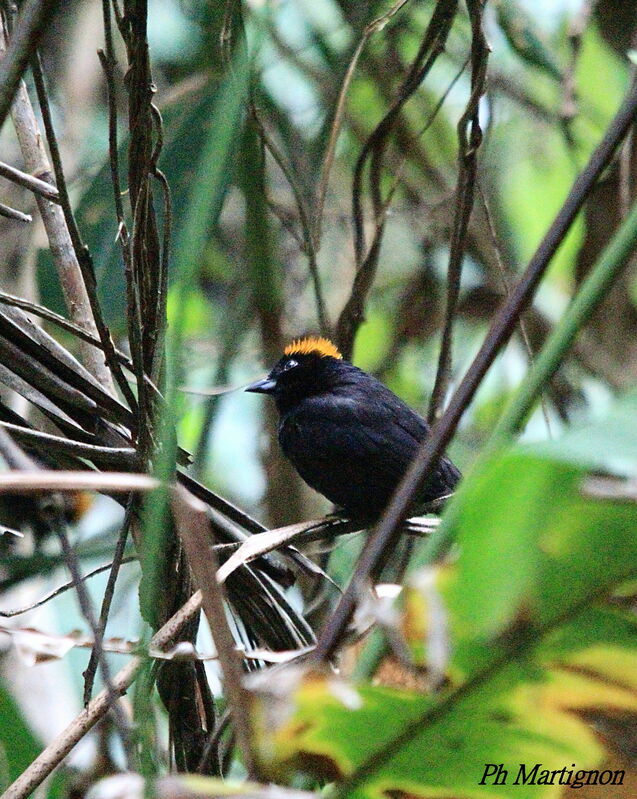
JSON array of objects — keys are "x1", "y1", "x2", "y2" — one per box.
[{"x1": 246, "y1": 337, "x2": 461, "y2": 520}]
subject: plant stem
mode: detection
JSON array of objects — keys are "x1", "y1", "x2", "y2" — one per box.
[{"x1": 490, "y1": 193, "x2": 637, "y2": 447}]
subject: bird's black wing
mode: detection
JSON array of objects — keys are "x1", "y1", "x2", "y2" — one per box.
[{"x1": 279, "y1": 386, "x2": 458, "y2": 516}]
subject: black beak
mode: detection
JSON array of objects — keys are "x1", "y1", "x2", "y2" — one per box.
[{"x1": 245, "y1": 376, "x2": 277, "y2": 394}]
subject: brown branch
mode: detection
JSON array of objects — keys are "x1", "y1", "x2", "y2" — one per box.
[
  {"x1": 0, "y1": 0, "x2": 57, "y2": 130},
  {"x1": 83, "y1": 502, "x2": 133, "y2": 704},
  {"x1": 172, "y1": 485, "x2": 263, "y2": 780},
  {"x1": 0, "y1": 16, "x2": 110, "y2": 384},
  {"x1": 0, "y1": 158, "x2": 59, "y2": 201},
  {"x1": 312, "y1": 72, "x2": 637, "y2": 663},
  {"x1": 428, "y1": 0, "x2": 489, "y2": 422},
  {"x1": 0, "y1": 590, "x2": 204, "y2": 799},
  {"x1": 0, "y1": 556, "x2": 137, "y2": 618}
]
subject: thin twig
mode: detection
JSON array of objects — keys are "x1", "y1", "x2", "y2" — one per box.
[
  {"x1": 52, "y1": 520, "x2": 134, "y2": 759},
  {"x1": 312, "y1": 73, "x2": 637, "y2": 662},
  {"x1": 171, "y1": 484, "x2": 263, "y2": 781},
  {"x1": 428, "y1": 0, "x2": 489, "y2": 422},
  {"x1": 0, "y1": 158, "x2": 59, "y2": 201},
  {"x1": 83, "y1": 500, "x2": 134, "y2": 704},
  {"x1": 488, "y1": 193, "x2": 637, "y2": 449},
  {"x1": 0, "y1": 590, "x2": 204, "y2": 799},
  {"x1": 477, "y1": 182, "x2": 553, "y2": 437},
  {"x1": 0, "y1": 0, "x2": 57, "y2": 131},
  {"x1": 0, "y1": 556, "x2": 137, "y2": 618},
  {"x1": 149, "y1": 104, "x2": 172, "y2": 384},
  {"x1": 0, "y1": 201, "x2": 30, "y2": 222}
]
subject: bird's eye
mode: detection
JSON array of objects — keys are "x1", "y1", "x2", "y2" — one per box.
[{"x1": 284, "y1": 359, "x2": 299, "y2": 371}]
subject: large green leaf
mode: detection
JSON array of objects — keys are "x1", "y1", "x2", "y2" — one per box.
[
  {"x1": 255, "y1": 606, "x2": 637, "y2": 799},
  {"x1": 250, "y1": 390, "x2": 637, "y2": 799}
]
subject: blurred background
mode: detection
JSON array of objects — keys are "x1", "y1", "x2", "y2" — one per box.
[{"x1": 1, "y1": 0, "x2": 636, "y2": 791}]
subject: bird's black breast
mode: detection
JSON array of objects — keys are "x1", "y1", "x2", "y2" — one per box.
[{"x1": 277, "y1": 378, "x2": 460, "y2": 519}]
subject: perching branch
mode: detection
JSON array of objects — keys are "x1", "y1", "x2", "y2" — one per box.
[{"x1": 313, "y1": 72, "x2": 637, "y2": 662}]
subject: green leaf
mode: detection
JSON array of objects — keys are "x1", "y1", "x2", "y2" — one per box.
[
  {"x1": 251, "y1": 390, "x2": 637, "y2": 798},
  {"x1": 255, "y1": 605, "x2": 637, "y2": 799},
  {"x1": 0, "y1": 680, "x2": 63, "y2": 796}
]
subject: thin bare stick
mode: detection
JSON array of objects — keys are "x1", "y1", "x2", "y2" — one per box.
[
  {"x1": 0, "y1": 470, "x2": 156, "y2": 493},
  {"x1": 313, "y1": 0, "x2": 413, "y2": 245},
  {"x1": 0, "y1": 159, "x2": 59, "y2": 201},
  {"x1": 477, "y1": 182, "x2": 553, "y2": 437},
  {"x1": 0, "y1": 556, "x2": 137, "y2": 618},
  {"x1": 0, "y1": 17, "x2": 109, "y2": 385},
  {"x1": 0, "y1": 0, "x2": 57, "y2": 130},
  {"x1": 428, "y1": 0, "x2": 489, "y2": 422},
  {"x1": 171, "y1": 484, "x2": 263, "y2": 781},
  {"x1": 0, "y1": 590, "x2": 204, "y2": 799},
  {"x1": 0, "y1": 201, "x2": 30, "y2": 222},
  {"x1": 83, "y1": 501, "x2": 133, "y2": 704}
]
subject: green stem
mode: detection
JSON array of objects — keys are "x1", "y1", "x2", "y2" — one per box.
[
  {"x1": 417, "y1": 194, "x2": 637, "y2": 569},
  {"x1": 490, "y1": 194, "x2": 637, "y2": 448}
]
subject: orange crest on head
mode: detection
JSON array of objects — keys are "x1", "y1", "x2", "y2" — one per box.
[{"x1": 284, "y1": 336, "x2": 343, "y2": 360}]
